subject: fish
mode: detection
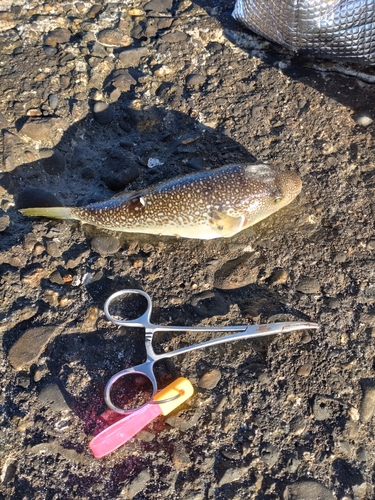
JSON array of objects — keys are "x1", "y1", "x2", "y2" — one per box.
[
  {"x1": 19, "y1": 163, "x2": 302, "y2": 240},
  {"x1": 233, "y1": 0, "x2": 375, "y2": 64}
]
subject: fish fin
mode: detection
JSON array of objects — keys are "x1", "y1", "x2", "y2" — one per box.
[
  {"x1": 107, "y1": 190, "x2": 149, "y2": 210},
  {"x1": 110, "y1": 190, "x2": 140, "y2": 201},
  {"x1": 210, "y1": 211, "x2": 247, "y2": 237},
  {"x1": 19, "y1": 206, "x2": 74, "y2": 220}
]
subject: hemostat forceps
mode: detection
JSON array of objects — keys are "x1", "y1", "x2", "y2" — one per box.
[{"x1": 104, "y1": 289, "x2": 319, "y2": 414}]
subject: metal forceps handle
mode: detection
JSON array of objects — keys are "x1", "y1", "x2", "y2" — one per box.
[{"x1": 103, "y1": 289, "x2": 246, "y2": 414}]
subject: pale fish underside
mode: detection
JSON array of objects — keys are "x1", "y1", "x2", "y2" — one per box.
[{"x1": 20, "y1": 163, "x2": 302, "y2": 240}]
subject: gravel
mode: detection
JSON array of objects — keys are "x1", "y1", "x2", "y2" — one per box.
[{"x1": 1, "y1": 0, "x2": 375, "y2": 499}]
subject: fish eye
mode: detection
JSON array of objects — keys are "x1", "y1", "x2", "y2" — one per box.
[{"x1": 274, "y1": 196, "x2": 283, "y2": 204}]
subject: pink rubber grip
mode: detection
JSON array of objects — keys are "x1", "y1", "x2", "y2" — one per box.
[
  {"x1": 89, "y1": 377, "x2": 194, "y2": 458},
  {"x1": 89, "y1": 404, "x2": 161, "y2": 458}
]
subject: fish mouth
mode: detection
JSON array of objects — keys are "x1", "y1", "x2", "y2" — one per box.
[{"x1": 278, "y1": 171, "x2": 302, "y2": 201}]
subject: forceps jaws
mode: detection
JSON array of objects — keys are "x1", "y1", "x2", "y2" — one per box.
[{"x1": 148, "y1": 321, "x2": 319, "y2": 360}]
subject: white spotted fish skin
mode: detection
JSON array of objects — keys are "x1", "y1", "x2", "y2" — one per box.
[{"x1": 20, "y1": 163, "x2": 302, "y2": 239}]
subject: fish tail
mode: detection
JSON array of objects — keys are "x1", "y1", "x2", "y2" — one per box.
[{"x1": 19, "y1": 206, "x2": 75, "y2": 220}]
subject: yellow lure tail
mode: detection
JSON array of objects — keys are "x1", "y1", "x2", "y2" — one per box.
[{"x1": 19, "y1": 207, "x2": 74, "y2": 220}]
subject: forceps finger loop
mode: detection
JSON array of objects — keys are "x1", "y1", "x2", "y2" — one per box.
[
  {"x1": 105, "y1": 378, "x2": 183, "y2": 413},
  {"x1": 104, "y1": 289, "x2": 154, "y2": 329},
  {"x1": 104, "y1": 364, "x2": 159, "y2": 414}
]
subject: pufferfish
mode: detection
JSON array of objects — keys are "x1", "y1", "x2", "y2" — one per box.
[{"x1": 20, "y1": 163, "x2": 302, "y2": 240}]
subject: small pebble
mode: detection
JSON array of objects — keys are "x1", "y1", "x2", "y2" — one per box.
[
  {"x1": 80, "y1": 306, "x2": 99, "y2": 332},
  {"x1": 60, "y1": 75, "x2": 71, "y2": 90},
  {"x1": 356, "y1": 447, "x2": 368, "y2": 462},
  {"x1": 33, "y1": 244, "x2": 45, "y2": 256},
  {"x1": 120, "y1": 470, "x2": 151, "y2": 498},
  {"x1": 147, "y1": 158, "x2": 163, "y2": 168},
  {"x1": 107, "y1": 87, "x2": 121, "y2": 102},
  {"x1": 334, "y1": 252, "x2": 346, "y2": 263},
  {"x1": 296, "y1": 276, "x2": 320, "y2": 294},
  {"x1": 23, "y1": 233, "x2": 37, "y2": 251},
  {"x1": 97, "y1": 28, "x2": 132, "y2": 47},
  {"x1": 198, "y1": 368, "x2": 221, "y2": 389},
  {"x1": 38, "y1": 384, "x2": 70, "y2": 413},
  {"x1": 0, "y1": 215, "x2": 10, "y2": 232},
  {"x1": 353, "y1": 112, "x2": 373, "y2": 127},
  {"x1": 165, "y1": 409, "x2": 202, "y2": 431},
  {"x1": 352, "y1": 483, "x2": 370, "y2": 500},
  {"x1": 109, "y1": 69, "x2": 137, "y2": 92},
  {"x1": 44, "y1": 28, "x2": 71, "y2": 47},
  {"x1": 118, "y1": 47, "x2": 148, "y2": 67},
  {"x1": 296, "y1": 363, "x2": 312, "y2": 377},
  {"x1": 43, "y1": 46, "x2": 57, "y2": 57},
  {"x1": 19, "y1": 117, "x2": 66, "y2": 143},
  {"x1": 360, "y1": 384, "x2": 375, "y2": 423},
  {"x1": 214, "y1": 254, "x2": 258, "y2": 289},
  {"x1": 71, "y1": 276, "x2": 81, "y2": 287},
  {"x1": 221, "y1": 447, "x2": 242, "y2": 460},
  {"x1": 43, "y1": 290, "x2": 59, "y2": 307},
  {"x1": 128, "y1": 8, "x2": 145, "y2": 16},
  {"x1": 144, "y1": 0, "x2": 173, "y2": 12},
  {"x1": 162, "y1": 31, "x2": 188, "y2": 43},
  {"x1": 48, "y1": 94, "x2": 58, "y2": 110},
  {"x1": 172, "y1": 443, "x2": 191, "y2": 470},
  {"x1": 90, "y1": 41, "x2": 107, "y2": 58},
  {"x1": 46, "y1": 241, "x2": 62, "y2": 258},
  {"x1": 1, "y1": 458, "x2": 17, "y2": 486},
  {"x1": 191, "y1": 291, "x2": 229, "y2": 316},
  {"x1": 326, "y1": 298, "x2": 340, "y2": 309},
  {"x1": 218, "y1": 467, "x2": 244, "y2": 487},
  {"x1": 289, "y1": 415, "x2": 307, "y2": 435},
  {"x1": 154, "y1": 17, "x2": 173, "y2": 30},
  {"x1": 349, "y1": 407, "x2": 360, "y2": 421},
  {"x1": 90, "y1": 236, "x2": 121, "y2": 256},
  {"x1": 278, "y1": 61, "x2": 288, "y2": 69},
  {"x1": 86, "y1": 4, "x2": 102, "y2": 18},
  {"x1": 260, "y1": 442, "x2": 279, "y2": 467},
  {"x1": 287, "y1": 455, "x2": 301, "y2": 473},
  {"x1": 39, "y1": 148, "x2": 54, "y2": 159},
  {"x1": 283, "y1": 480, "x2": 335, "y2": 500},
  {"x1": 49, "y1": 271, "x2": 65, "y2": 285},
  {"x1": 313, "y1": 395, "x2": 336, "y2": 421},
  {"x1": 242, "y1": 298, "x2": 273, "y2": 321},
  {"x1": 27, "y1": 108, "x2": 42, "y2": 117},
  {"x1": 93, "y1": 101, "x2": 113, "y2": 125},
  {"x1": 8, "y1": 326, "x2": 59, "y2": 370},
  {"x1": 186, "y1": 74, "x2": 206, "y2": 88}
]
